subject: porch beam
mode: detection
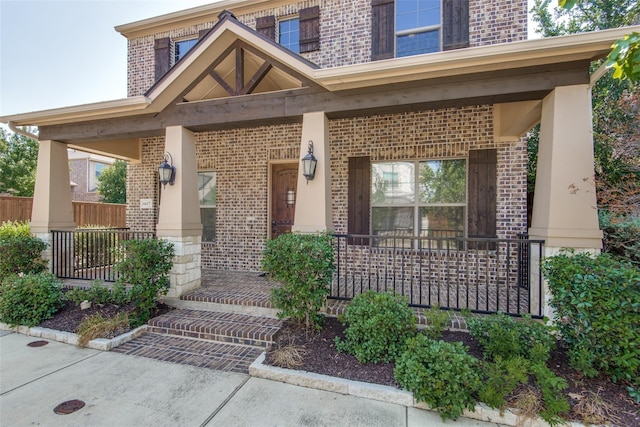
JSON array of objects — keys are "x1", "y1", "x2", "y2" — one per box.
[{"x1": 39, "y1": 64, "x2": 589, "y2": 144}]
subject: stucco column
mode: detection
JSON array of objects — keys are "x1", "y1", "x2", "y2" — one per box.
[
  {"x1": 157, "y1": 126, "x2": 202, "y2": 297},
  {"x1": 30, "y1": 140, "x2": 76, "y2": 271},
  {"x1": 293, "y1": 111, "x2": 333, "y2": 233},
  {"x1": 528, "y1": 85, "x2": 603, "y2": 249}
]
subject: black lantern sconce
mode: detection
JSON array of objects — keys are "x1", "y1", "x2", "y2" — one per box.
[
  {"x1": 158, "y1": 152, "x2": 176, "y2": 188},
  {"x1": 301, "y1": 140, "x2": 317, "y2": 183}
]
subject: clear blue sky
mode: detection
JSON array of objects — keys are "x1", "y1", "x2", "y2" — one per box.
[
  {"x1": 1, "y1": 0, "x2": 541, "y2": 118},
  {"x1": 0, "y1": 0, "x2": 221, "y2": 117}
]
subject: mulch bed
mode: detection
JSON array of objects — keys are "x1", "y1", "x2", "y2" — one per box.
[{"x1": 266, "y1": 317, "x2": 640, "y2": 427}]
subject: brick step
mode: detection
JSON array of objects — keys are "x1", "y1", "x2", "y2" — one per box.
[
  {"x1": 112, "y1": 333, "x2": 263, "y2": 373},
  {"x1": 147, "y1": 309, "x2": 282, "y2": 349}
]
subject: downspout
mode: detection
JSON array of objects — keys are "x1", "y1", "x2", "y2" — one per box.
[{"x1": 8, "y1": 121, "x2": 39, "y2": 141}]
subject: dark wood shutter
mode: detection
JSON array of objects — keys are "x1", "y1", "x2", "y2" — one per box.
[
  {"x1": 154, "y1": 37, "x2": 171, "y2": 81},
  {"x1": 348, "y1": 156, "x2": 371, "y2": 244},
  {"x1": 443, "y1": 0, "x2": 470, "y2": 51},
  {"x1": 299, "y1": 6, "x2": 320, "y2": 52},
  {"x1": 371, "y1": 0, "x2": 394, "y2": 61},
  {"x1": 256, "y1": 15, "x2": 276, "y2": 40},
  {"x1": 468, "y1": 149, "x2": 497, "y2": 245}
]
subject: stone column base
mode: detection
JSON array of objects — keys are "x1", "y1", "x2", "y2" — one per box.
[{"x1": 159, "y1": 235, "x2": 202, "y2": 298}]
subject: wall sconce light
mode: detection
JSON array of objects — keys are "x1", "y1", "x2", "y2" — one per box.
[
  {"x1": 158, "y1": 152, "x2": 176, "y2": 188},
  {"x1": 286, "y1": 189, "x2": 295, "y2": 206},
  {"x1": 301, "y1": 140, "x2": 317, "y2": 183}
]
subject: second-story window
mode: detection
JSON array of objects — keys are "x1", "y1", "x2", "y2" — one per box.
[
  {"x1": 396, "y1": 0, "x2": 441, "y2": 57},
  {"x1": 279, "y1": 17, "x2": 300, "y2": 54},
  {"x1": 174, "y1": 38, "x2": 198, "y2": 64}
]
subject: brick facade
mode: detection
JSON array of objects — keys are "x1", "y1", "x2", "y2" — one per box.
[
  {"x1": 127, "y1": 0, "x2": 527, "y2": 96},
  {"x1": 128, "y1": 106, "x2": 527, "y2": 271}
]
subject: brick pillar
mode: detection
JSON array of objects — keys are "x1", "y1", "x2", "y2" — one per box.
[{"x1": 156, "y1": 126, "x2": 203, "y2": 297}]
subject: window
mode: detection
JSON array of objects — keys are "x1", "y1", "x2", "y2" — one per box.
[
  {"x1": 396, "y1": 0, "x2": 441, "y2": 57},
  {"x1": 279, "y1": 17, "x2": 300, "y2": 54},
  {"x1": 198, "y1": 171, "x2": 217, "y2": 242},
  {"x1": 371, "y1": 159, "x2": 466, "y2": 238},
  {"x1": 371, "y1": 0, "x2": 469, "y2": 61},
  {"x1": 174, "y1": 38, "x2": 198, "y2": 63},
  {"x1": 89, "y1": 161, "x2": 108, "y2": 192}
]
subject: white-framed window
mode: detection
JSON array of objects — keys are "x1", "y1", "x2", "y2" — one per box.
[
  {"x1": 396, "y1": 0, "x2": 441, "y2": 57},
  {"x1": 89, "y1": 161, "x2": 108, "y2": 192},
  {"x1": 371, "y1": 158, "x2": 466, "y2": 238},
  {"x1": 198, "y1": 171, "x2": 217, "y2": 242},
  {"x1": 174, "y1": 38, "x2": 198, "y2": 64},
  {"x1": 278, "y1": 17, "x2": 300, "y2": 53}
]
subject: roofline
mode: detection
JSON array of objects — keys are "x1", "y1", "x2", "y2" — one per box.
[
  {"x1": 2, "y1": 26, "x2": 637, "y2": 127},
  {"x1": 115, "y1": 0, "x2": 293, "y2": 39}
]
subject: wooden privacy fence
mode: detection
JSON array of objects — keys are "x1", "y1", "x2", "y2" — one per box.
[{"x1": 0, "y1": 196, "x2": 126, "y2": 228}]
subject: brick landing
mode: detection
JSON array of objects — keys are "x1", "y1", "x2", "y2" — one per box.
[{"x1": 112, "y1": 333, "x2": 263, "y2": 373}]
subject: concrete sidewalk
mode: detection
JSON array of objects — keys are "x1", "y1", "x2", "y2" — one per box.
[{"x1": 0, "y1": 331, "x2": 502, "y2": 427}]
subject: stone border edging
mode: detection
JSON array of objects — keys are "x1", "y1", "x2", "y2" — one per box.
[
  {"x1": 0, "y1": 322, "x2": 147, "y2": 351},
  {"x1": 249, "y1": 352, "x2": 587, "y2": 427}
]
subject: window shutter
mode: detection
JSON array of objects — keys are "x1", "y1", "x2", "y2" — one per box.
[
  {"x1": 256, "y1": 15, "x2": 276, "y2": 40},
  {"x1": 468, "y1": 149, "x2": 497, "y2": 243},
  {"x1": 154, "y1": 37, "x2": 171, "y2": 81},
  {"x1": 348, "y1": 156, "x2": 371, "y2": 245},
  {"x1": 371, "y1": 0, "x2": 394, "y2": 61},
  {"x1": 443, "y1": 0, "x2": 470, "y2": 51},
  {"x1": 299, "y1": 6, "x2": 320, "y2": 52}
]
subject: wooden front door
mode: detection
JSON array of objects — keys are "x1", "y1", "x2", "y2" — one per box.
[{"x1": 271, "y1": 164, "x2": 298, "y2": 239}]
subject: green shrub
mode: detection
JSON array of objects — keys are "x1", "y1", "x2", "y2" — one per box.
[
  {"x1": 115, "y1": 239, "x2": 174, "y2": 326},
  {"x1": 394, "y1": 335, "x2": 481, "y2": 420},
  {"x1": 479, "y1": 355, "x2": 530, "y2": 412},
  {"x1": 0, "y1": 220, "x2": 31, "y2": 239},
  {"x1": 66, "y1": 281, "x2": 130, "y2": 306},
  {"x1": 423, "y1": 305, "x2": 449, "y2": 340},
  {"x1": 530, "y1": 362, "x2": 570, "y2": 425},
  {"x1": 0, "y1": 273, "x2": 65, "y2": 327},
  {"x1": 0, "y1": 235, "x2": 48, "y2": 282},
  {"x1": 542, "y1": 250, "x2": 640, "y2": 387},
  {"x1": 262, "y1": 233, "x2": 335, "y2": 330},
  {"x1": 599, "y1": 210, "x2": 640, "y2": 265},
  {"x1": 467, "y1": 312, "x2": 555, "y2": 363},
  {"x1": 335, "y1": 291, "x2": 417, "y2": 363}
]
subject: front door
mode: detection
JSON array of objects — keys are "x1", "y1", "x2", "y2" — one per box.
[{"x1": 271, "y1": 163, "x2": 298, "y2": 239}]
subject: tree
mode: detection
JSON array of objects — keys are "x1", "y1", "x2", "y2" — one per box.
[
  {"x1": 96, "y1": 159, "x2": 127, "y2": 204},
  {"x1": 0, "y1": 128, "x2": 39, "y2": 197},
  {"x1": 541, "y1": 0, "x2": 640, "y2": 81},
  {"x1": 529, "y1": 0, "x2": 640, "y2": 213}
]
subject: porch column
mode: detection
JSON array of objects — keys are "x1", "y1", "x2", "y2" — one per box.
[
  {"x1": 528, "y1": 84, "x2": 603, "y2": 319},
  {"x1": 292, "y1": 111, "x2": 333, "y2": 233},
  {"x1": 156, "y1": 126, "x2": 203, "y2": 297},
  {"x1": 30, "y1": 140, "x2": 76, "y2": 271}
]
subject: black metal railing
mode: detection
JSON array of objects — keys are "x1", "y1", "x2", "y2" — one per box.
[
  {"x1": 52, "y1": 229, "x2": 155, "y2": 282},
  {"x1": 331, "y1": 234, "x2": 544, "y2": 318}
]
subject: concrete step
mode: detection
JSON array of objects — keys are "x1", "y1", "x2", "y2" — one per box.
[{"x1": 147, "y1": 309, "x2": 282, "y2": 349}]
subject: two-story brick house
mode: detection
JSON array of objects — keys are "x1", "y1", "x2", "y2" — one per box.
[{"x1": 2, "y1": 0, "x2": 637, "y2": 317}]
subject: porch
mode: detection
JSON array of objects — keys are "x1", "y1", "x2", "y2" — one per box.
[{"x1": 54, "y1": 228, "x2": 543, "y2": 319}]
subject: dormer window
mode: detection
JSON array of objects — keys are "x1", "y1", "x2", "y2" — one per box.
[{"x1": 278, "y1": 17, "x2": 300, "y2": 54}]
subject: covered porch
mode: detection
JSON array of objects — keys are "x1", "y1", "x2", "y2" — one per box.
[{"x1": 2, "y1": 15, "x2": 632, "y2": 319}]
